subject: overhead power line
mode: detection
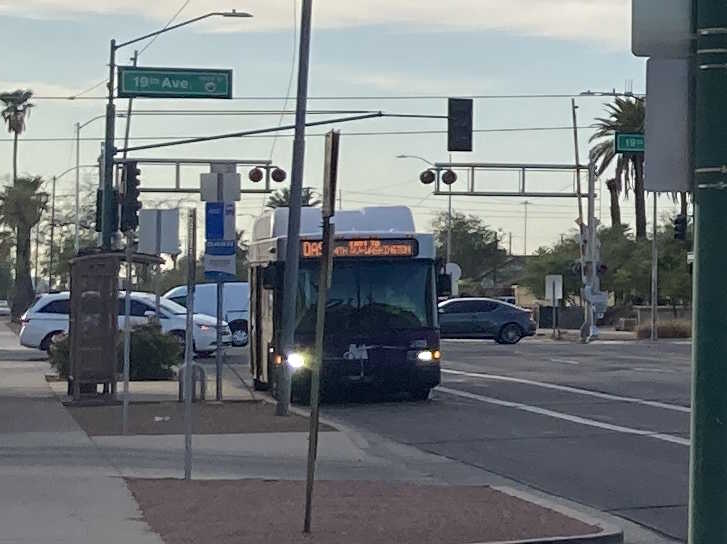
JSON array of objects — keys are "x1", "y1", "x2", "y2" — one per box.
[
  {"x1": 0, "y1": 125, "x2": 596, "y2": 143},
  {"x1": 32, "y1": 92, "x2": 643, "y2": 101}
]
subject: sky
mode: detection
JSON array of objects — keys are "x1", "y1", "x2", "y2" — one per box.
[{"x1": 0, "y1": 0, "x2": 678, "y2": 255}]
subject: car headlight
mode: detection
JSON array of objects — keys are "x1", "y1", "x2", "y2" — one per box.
[
  {"x1": 287, "y1": 352, "x2": 305, "y2": 369},
  {"x1": 197, "y1": 324, "x2": 213, "y2": 332},
  {"x1": 416, "y1": 350, "x2": 441, "y2": 363}
]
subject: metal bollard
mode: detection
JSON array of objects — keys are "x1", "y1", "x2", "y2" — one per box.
[{"x1": 178, "y1": 363, "x2": 207, "y2": 402}]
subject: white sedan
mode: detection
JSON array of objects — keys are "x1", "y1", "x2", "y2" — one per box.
[{"x1": 19, "y1": 291, "x2": 231, "y2": 354}]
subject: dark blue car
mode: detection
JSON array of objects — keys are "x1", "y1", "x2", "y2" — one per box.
[{"x1": 438, "y1": 297, "x2": 537, "y2": 344}]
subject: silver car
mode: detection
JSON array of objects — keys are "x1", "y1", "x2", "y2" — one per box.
[{"x1": 438, "y1": 297, "x2": 537, "y2": 344}]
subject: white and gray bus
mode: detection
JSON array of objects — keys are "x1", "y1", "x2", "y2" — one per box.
[{"x1": 247, "y1": 206, "x2": 442, "y2": 401}]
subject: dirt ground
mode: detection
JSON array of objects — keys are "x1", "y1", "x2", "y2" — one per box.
[
  {"x1": 127, "y1": 479, "x2": 600, "y2": 544},
  {"x1": 67, "y1": 400, "x2": 331, "y2": 436}
]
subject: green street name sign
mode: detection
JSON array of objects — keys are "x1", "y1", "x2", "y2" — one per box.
[
  {"x1": 117, "y1": 66, "x2": 232, "y2": 99},
  {"x1": 615, "y1": 132, "x2": 645, "y2": 154}
]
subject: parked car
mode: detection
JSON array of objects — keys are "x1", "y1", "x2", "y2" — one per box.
[
  {"x1": 164, "y1": 282, "x2": 249, "y2": 346},
  {"x1": 0, "y1": 300, "x2": 10, "y2": 317},
  {"x1": 19, "y1": 291, "x2": 232, "y2": 355},
  {"x1": 438, "y1": 297, "x2": 536, "y2": 344}
]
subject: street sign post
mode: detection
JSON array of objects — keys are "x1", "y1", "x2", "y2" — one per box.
[
  {"x1": 615, "y1": 132, "x2": 645, "y2": 154},
  {"x1": 117, "y1": 66, "x2": 233, "y2": 99}
]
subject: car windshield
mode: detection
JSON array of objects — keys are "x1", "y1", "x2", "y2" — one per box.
[
  {"x1": 295, "y1": 260, "x2": 434, "y2": 335},
  {"x1": 156, "y1": 297, "x2": 187, "y2": 315}
]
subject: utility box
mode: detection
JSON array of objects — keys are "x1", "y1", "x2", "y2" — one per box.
[{"x1": 69, "y1": 253, "x2": 121, "y2": 401}]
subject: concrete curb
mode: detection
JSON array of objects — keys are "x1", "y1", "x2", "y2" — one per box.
[{"x1": 487, "y1": 486, "x2": 624, "y2": 544}]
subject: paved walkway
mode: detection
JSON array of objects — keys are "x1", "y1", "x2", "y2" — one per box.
[{"x1": 0, "y1": 325, "x2": 163, "y2": 544}]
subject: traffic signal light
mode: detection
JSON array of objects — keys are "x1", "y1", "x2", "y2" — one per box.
[
  {"x1": 121, "y1": 161, "x2": 142, "y2": 232},
  {"x1": 95, "y1": 188, "x2": 119, "y2": 232},
  {"x1": 448, "y1": 98, "x2": 473, "y2": 152},
  {"x1": 674, "y1": 214, "x2": 688, "y2": 241}
]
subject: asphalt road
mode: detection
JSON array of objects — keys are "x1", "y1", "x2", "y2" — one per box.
[{"x1": 320, "y1": 338, "x2": 692, "y2": 542}]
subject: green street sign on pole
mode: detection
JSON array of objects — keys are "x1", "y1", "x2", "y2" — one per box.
[
  {"x1": 117, "y1": 66, "x2": 232, "y2": 99},
  {"x1": 615, "y1": 132, "x2": 645, "y2": 154}
]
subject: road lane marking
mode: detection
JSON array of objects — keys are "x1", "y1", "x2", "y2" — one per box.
[
  {"x1": 441, "y1": 368, "x2": 691, "y2": 413},
  {"x1": 437, "y1": 386, "x2": 690, "y2": 447},
  {"x1": 633, "y1": 367, "x2": 676, "y2": 374},
  {"x1": 549, "y1": 358, "x2": 581, "y2": 365}
]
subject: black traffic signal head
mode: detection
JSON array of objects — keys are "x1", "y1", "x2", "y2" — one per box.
[
  {"x1": 674, "y1": 214, "x2": 688, "y2": 241},
  {"x1": 121, "y1": 161, "x2": 142, "y2": 232}
]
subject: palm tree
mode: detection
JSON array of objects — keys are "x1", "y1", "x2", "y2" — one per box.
[
  {"x1": 589, "y1": 97, "x2": 646, "y2": 238},
  {"x1": 0, "y1": 89, "x2": 34, "y2": 186},
  {"x1": 0, "y1": 176, "x2": 48, "y2": 318},
  {"x1": 265, "y1": 187, "x2": 320, "y2": 209}
]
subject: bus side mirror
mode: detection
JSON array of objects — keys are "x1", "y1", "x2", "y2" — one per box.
[
  {"x1": 437, "y1": 274, "x2": 452, "y2": 298},
  {"x1": 262, "y1": 266, "x2": 277, "y2": 289}
]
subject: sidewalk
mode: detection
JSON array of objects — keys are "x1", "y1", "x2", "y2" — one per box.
[
  {"x1": 0, "y1": 331, "x2": 163, "y2": 544},
  {"x1": 537, "y1": 327, "x2": 638, "y2": 342},
  {"x1": 1, "y1": 321, "x2": 622, "y2": 544}
]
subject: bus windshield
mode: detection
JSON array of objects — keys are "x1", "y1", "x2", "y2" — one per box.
[{"x1": 295, "y1": 260, "x2": 434, "y2": 335}]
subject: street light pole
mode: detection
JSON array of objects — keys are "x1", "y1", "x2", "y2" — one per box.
[
  {"x1": 277, "y1": 0, "x2": 313, "y2": 417},
  {"x1": 49, "y1": 176, "x2": 56, "y2": 290},
  {"x1": 101, "y1": 38, "x2": 117, "y2": 250},
  {"x1": 99, "y1": 11, "x2": 253, "y2": 251}
]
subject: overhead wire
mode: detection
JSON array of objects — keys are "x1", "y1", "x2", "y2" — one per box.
[{"x1": 268, "y1": 0, "x2": 298, "y2": 161}]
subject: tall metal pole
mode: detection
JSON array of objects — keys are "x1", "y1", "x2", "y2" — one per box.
[
  {"x1": 184, "y1": 208, "x2": 196, "y2": 480},
  {"x1": 34, "y1": 222, "x2": 39, "y2": 291},
  {"x1": 216, "y1": 176, "x2": 224, "y2": 402},
  {"x1": 446, "y1": 185, "x2": 452, "y2": 263},
  {"x1": 101, "y1": 40, "x2": 117, "y2": 250},
  {"x1": 74, "y1": 123, "x2": 81, "y2": 253},
  {"x1": 48, "y1": 176, "x2": 56, "y2": 291},
  {"x1": 689, "y1": 1, "x2": 727, "y2": 541},
  {"x1": 582, "y1": 159, "x2": 597, "y2": 343},
  {"x1": 277, "y1": 0, "x2": 313, "y2": 417},
  {"x1": 522, "y1": 201, "x2": 529, "y2": 255},
  {"x1": 651, "y1": 194, "x2": 658, "y2": 342},
  {"x1": 122, "y1": 233, "x2": 133, "y2": 435},
  {"x1": 121, "y1": 51, "x2": 137, "y2": 162}
]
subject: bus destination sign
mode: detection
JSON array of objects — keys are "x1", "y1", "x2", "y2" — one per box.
[{"x1": 301, "y1": 238, "x2": 418, "y2": 259}]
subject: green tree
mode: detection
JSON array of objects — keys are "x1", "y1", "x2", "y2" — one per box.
[
  {"x1": 0, "y1": 89, "x2": 34, "y2": 187},
  {"x1": 589, "y1": 97, "x2": 646, "y2": 238},
  {"x1": 432, "y1": 211, "x2": 508, "y2": 281},
  {"x1": 0, "y1": 176, "x2": 47, "y2": 317},
  {"x1": 520, "y1": 234, "x2": 581, "y2": 302},
  {"x1": 265, "y1": 187, "x2": 320, "y2": 208}
]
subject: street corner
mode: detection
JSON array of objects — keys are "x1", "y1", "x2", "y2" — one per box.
[{"x1": 125, "y1": 479, "x2": 621, "y2": 544}]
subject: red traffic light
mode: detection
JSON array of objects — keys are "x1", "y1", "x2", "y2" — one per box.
[
  {"x1": 420, "y1": 170, "x2": 436, "y2": 185},
  {"x1": 248, "y1": 168, "x2": 264, "y2": 183},
  {"x1": 442, "y1": 169, "x2": 457, "y2": 185},
  {"x1": 271, "y1": 168, "x2": 287, "y2": 183}
]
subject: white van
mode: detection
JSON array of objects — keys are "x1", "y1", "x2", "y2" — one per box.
[{"x1": 164, "y1": 282, "x2": 249, "y2": 345}]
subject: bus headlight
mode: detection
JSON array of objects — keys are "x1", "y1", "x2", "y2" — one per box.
[
  {"x1": 287, "y1": 352, "x2": 306, "y2": 369},
  {"x1": 416, "y1": 350, "x2": 441, "y2": 363}
]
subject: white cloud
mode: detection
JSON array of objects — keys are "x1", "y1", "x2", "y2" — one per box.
[{"x1": 0, "y1": 0, "x2": 629, "y2": 48}]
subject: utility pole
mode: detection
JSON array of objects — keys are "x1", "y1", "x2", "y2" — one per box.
[
  {"x1": 508, "y1": 232, "x2": 512, "y2": 256},
  {"x1": 689, "y1": 1, "x2": 727, "y2": 541},
  {"x1": 277, "y1": 0, "x2": 313, "y2": 417},
  {"x1": 48, "y1": 176, "x2": 56, "y2": 290},
  {"x1": 650, "y1": 193, "x2": 658, "y2": 342},
  {"x1": 522, "y1": 201, "x2": 529, "y2": 255},
  {"x1": 74, "y1": 123, "x2": 81, "y2": 253},
  {"x1": 101, "y1": 39, "x2": 117, "y2": 250}
]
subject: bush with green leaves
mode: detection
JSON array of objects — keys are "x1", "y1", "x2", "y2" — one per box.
[{"x1": 48, "y1": 322, "x2": 180, "y2": 380}]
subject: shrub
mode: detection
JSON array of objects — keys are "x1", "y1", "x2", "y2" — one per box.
[
  {"x1": 637, "y1": 320, "x2": 691, "y2": 339},
  {"x1": 49, "y1": 323, "x2": 180, "y2": 381},
  {"x1": 126, "y1": 322, "x2": 180, "y2": 380},
  {"x1": 49, "y1": 333, "x2": 70, "y2": 378}
]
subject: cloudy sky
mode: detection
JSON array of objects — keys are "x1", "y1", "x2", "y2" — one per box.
[{"x1": 0, "y1": 0, "x2": 671, "y2": 253}]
